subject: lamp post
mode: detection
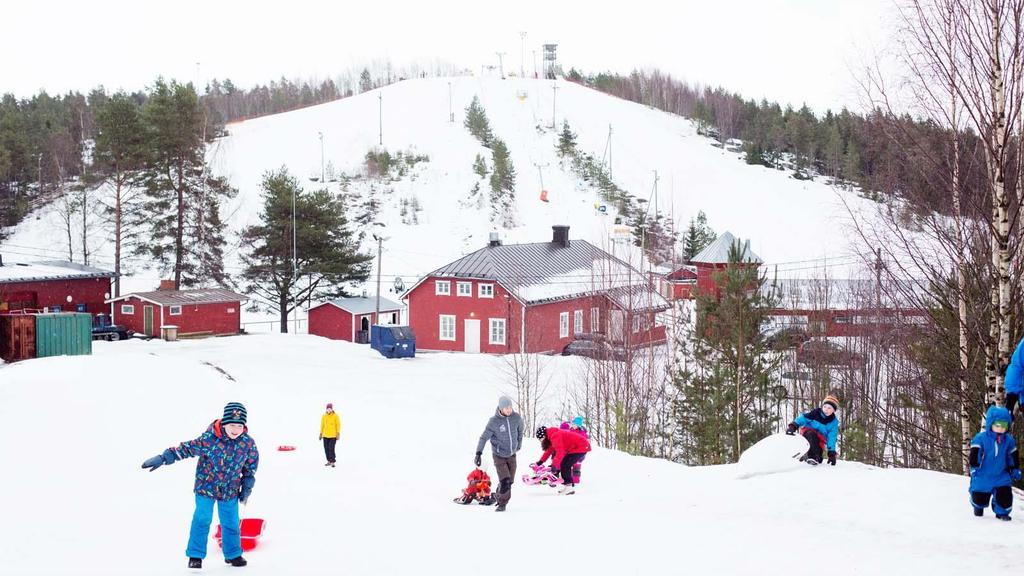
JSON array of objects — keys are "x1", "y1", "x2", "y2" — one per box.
[
  {"x1": 372, "y1": 222, "x2": 387, "y2": 323},
  {"x1": 291, "y1": 180, "x2": 299, "y2": 334},
  {"x1": 318, "y1": 131, "x2": 325, "y2": 182}
]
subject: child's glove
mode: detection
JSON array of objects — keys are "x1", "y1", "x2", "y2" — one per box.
[
  {"x1": 1012, "y1": 468, "x2": 1022, "y2": 482},
  {"x1": 535, "y1": 461, "x2": 544, "y2": 467},
  {"x1": 239, "y1": 488, "x2": 252, "y2": 505},
  {"x1": 785, "y1": 423, "x2": 798, "y2": 435},
  {"x1": 141, "y1": 449, "x2": 177, "y2": 472},
  {"x1": 474, "y1": 452, "x2": 482, "y2": 467},
  {"x1": 319, "y1": 435, "x2": 322, "y2": 441},
  {"x1": 827, "y1": 450, "x2": 837, "y2": 466}
]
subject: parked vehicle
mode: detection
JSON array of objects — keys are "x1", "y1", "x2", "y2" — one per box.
[
  {"x1": 91, "y1": 313, "x2": 133, "y2": 341},
  {"x1": 562, "y1": 334, "x2": 628, "y2": 361},
  {"x1": 796, "y1": 339, "x2": 862, "y2": 367}
]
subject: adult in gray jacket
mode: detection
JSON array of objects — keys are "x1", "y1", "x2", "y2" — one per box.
[{"x1": 475, "y1": 395, "x2": 524, "y2": 512}]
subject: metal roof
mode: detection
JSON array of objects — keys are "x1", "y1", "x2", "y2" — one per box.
[
  {"x1": 421, "y1": 239, "x2": 668, "y2": 310},
  {"x1": 106, "y1": 289, "x2": 248, "y2": 306},
  {"x1": 691, "y1": 231, "x2": 762, "y2": 265},
  {"x1": 0, "y1": 260, "x2": 116, "y2": 284},
  {"x1": 313, "y1": 296, "x2": 403, "y2": 315}
]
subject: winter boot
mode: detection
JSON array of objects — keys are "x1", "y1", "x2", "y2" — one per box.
[
  {"x1": 805, "y1": 458, "x2": 820, "y2": 466},
  {"x1": 324, "y1": 461, "x2": 332, "y2": 466},
  {"x1": 558, "y1": 483, "x2": 576, "y2": 495},
  {"x1": 453, "y1": 494, "x2": 474, "y2": 505},
  {"x1": 495, "y1": 503, "x2": 507, "y2": 512},
  {"x1": 330, "y1": 462, "x2": 336, "y2": 467},
  {"x1": 997, "y1": 514, "x2": 1012, "y2": 521},
  {"x1": 974, "y1": 508, "x2": 984, "y2": 517},
  {"x1": 225, "y1": 556, "x2": 248, "y2": 567},
  {"x1": 188, "y1": 558, "x2": 203, "y2": 569}
]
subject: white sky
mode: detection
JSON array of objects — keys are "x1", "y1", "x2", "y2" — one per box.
[{"x1": 2, "y1": 0, "x2": 896, "y2": 113}]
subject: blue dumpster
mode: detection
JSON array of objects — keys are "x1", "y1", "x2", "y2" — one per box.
[{"x1": 370, "y1": 325, "x2": 416, "y2": 358}]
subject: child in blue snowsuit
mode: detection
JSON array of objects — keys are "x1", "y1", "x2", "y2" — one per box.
[
  {"x1": 1005, "y1": 337, "x2": 1024, "y2": 416},
  {"x1": 141, "y1": 402, "x2": 260, "y2": 569},
  {"x1": 969, "y1": 405, "x2": 1020, "y2": 520},
  {"x1": 786, "y1": 394, "x2": 840, "y2": 465}
]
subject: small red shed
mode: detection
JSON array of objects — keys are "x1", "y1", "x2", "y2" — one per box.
[
  {"x1": 308, "y1": 296, "x2": 403, "y2": 343},
  {"x1": 0, "y1": 257, "x2": 115, "y2": 314},
  {"x1": 106, "y1": 288, "x2": 248, "y2": 338},
  {"x1": 690, "y1": 231, "x2": 762, "y2": 298}
]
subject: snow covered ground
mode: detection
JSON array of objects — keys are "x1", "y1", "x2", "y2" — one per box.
[{"x1": 0, "y1": 335, "x2": 1017, "y2": 575}]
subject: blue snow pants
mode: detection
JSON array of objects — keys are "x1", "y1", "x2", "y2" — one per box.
[
  {"x1": 186, "y1": 494, "x2": 241, "y2": 560},
  {"x1": 971, "y1": 486, "x2": 1013, "y2": 516}
]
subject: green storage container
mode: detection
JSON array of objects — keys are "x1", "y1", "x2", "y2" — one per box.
[{"x1": 35, "y1": 313, "x2": 93, "y2": 358}]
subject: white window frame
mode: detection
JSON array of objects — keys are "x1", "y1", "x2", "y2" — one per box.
[
  {"x1": 489, "y1": 318, "x2": 506, "y2": 345},
  {"x1": 121, "y1": 304, "x2": 135, "y2": 315},
  {"x1": 559, "y1": 312, "x2": 569, "y2": 338},
  {"x1": 435, "y1": 280, "x2": 451, "y2": 296},
  {"x1": 169, "y1": 305, "x2": 182, "y2": 316},
  {"x1": 478, "y1": 283, "x2": 494, "y2": 298},
  {"x1": 439, "y1": 314, "x2": 456, "y2": 341},
  {"x1": 632, "y1": 315, "x2": 641, "y2": 333},
  {"x1": 574, "y1": 310, "x2": 583, "y2": 334},
  {"x1": 457, "y1": 281, "x2": 472, "y2": 297},
  {"x1": 591, "y1": 307, "x2": 599, "y2": 331}
]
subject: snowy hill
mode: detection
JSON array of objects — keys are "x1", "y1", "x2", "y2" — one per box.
[
  {"x1": 0, "y1": 335, "x2": 1016, "y2": 575},
  {"x1": 2, "y1": 76, "x2": 876, "y2": 310}
]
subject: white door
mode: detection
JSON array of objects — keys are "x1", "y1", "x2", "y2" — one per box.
[{"x1": 464, "y1": 319, "x2": 481, "y2": 353}]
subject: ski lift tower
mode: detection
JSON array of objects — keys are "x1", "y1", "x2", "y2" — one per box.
[{"x1": 543, "y1": 44, "x2": 558, "y2": 79}]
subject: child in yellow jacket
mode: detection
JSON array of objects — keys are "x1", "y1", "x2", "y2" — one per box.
[{"x1": 319, "y1": 403, "x2": 341, "y2": 467}]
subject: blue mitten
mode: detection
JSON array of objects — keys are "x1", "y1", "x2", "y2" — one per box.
[
  {"x1": 141, "y1": 449, "x2": 177, "y2": 472},
  {"x1": 1012, "y1": 468, "x2": 1022, "y2": 482}
]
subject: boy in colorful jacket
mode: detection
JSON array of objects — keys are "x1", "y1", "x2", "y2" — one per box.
[
  {"x1": 786, "y1": 394, "x2": 840, "y2": 465},
  {"x1": 969, "y1": 405, "x2": 1020, "y2": 520},
  {"x1": 319, "y1": 402, "x2": 341, "y2": 467},
  {"x1": 1005, "y1": 337, "x2": 1024, "y2": 416},
  {"x1": 142, "y1": 402, "x2": 260, "y2": 569}
]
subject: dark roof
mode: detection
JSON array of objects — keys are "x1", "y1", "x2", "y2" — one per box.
[
  {"x1": 311, "y1": 296, "x2": 403, "y2": 315},
  {"x1": 0, "y1": 260, "x2": 116, "y2": 284},
  {"x1": 107, "y1": 289, "x2": 248, "y2": 306},
  {"x1": 420, "y1": 239, "x2": 669, "y2": 310}
]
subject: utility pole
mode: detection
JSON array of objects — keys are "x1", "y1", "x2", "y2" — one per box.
[
  {"x1": 374, "y1": 234, "x2": 383, "y2": 322},
  {"x1": 448, "y1": 81, "x2": 454, "y2": 123},
  {"x1": 608, "y1": 125, "x2": 613, "y2": 179},
  {"x1": 551, "y1": 84, "x2": 559, "y2": 129},
  {"x1": 519, "y1": 32, "x2": 526, "y2": 77},
  {"x1": 292, "y1": 184, "x2": 298, "y2": 334},
  {"x1": 378, "y1": 93, "x2": 383, "y2": 146},
  {"x1": 496, "y1": 52, "x2": 506, "y2": 79},
  {"x1": 318, "y1": 131, "x2": 325, "y2": 182}
]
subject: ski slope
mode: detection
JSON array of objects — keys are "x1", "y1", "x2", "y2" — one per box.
[
  {"x1": 2, "y1": 76, "x2": 878, "y2": 309},
  {"x1": 0, "y1": 335, "x2": 1017, "y2": 575}
]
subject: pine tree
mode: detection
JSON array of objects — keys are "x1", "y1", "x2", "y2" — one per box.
[
  {"x1": 241, "y1": 168, "x2": 373, "y2": 333},
  {"x1": 683, "y1": 211, "x2": 716, "y2": 261},
  {"x1": 488, "y1": 139, "x2": 516, "y2": 227},
  {"x1": 94, "y1": 92, "x2": 144, "y2": 296},
  {"x1": 359, "y1": 68, "x2": 373, "y2": 93},
  {"x1": 472, "y1": 153, "x2": 488, "y2": 178},
  {"x1": 464, "y1": 96, "x2": 494, "y2": 146},
  {"x1": 672, "y1": 242, "x2": 781, "y2": 463},
  {"x1": 137, "y1": 78, "x2": 236, "y2": 288},
  {"x1": 557, "y1": 120, "x2": 577, "y2": 157}
]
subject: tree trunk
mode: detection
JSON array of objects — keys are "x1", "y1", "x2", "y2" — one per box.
[
  {"x1": 114, "y1": 169, "x2": 122, "y2": 297},
  {"x1": 174, "y1": 158, "x2": 185, "y2": 290}
]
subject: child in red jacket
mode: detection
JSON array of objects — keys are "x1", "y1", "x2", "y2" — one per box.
[{"x1": 535, "y1": 425, "x2": 591, "y2": 495}]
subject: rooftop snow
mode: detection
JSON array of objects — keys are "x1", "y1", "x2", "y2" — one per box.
[
  {"x1": 0, "y1": 260, "x2": 116, "y2": 284},
  {"x1": 107, "y1": 289, "x2": 248, "y2": 306}
]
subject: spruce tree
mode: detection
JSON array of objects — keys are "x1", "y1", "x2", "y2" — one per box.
[
  {"x1": 137, "y1": 78, "x2": 236, "y2": 288},
  {"x1": 359, "y1": 68, "x2": 373, "y2": 93},
  {"x1": 241, "y1": 168, "x2": 372, "y2": 333},
  {"x1": 464, "y1": 96, "x2": 494, "y2": 146},
  {"x1": 472, "y1": 153, "x2": 488, "y2": 178},
  {"x1": 488, "y1": 139, "x2": 516, "y2": 227},
  {"x1": 672, "y1": 242, "x2": 781, "y2": 463},
  {"x1": 557, "y1": 120, "x2": 577, "y2": 157},
  {"x1": 683, "y1": 211, "x2": 716, "y2": 261}
]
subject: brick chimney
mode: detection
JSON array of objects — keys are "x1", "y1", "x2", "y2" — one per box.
[
  {"x1": 551, "y1": 225, "x2": 570, "y2": 248},
  {"x1": 158, "y1": 279, "x2": 176, "y2": 291}
]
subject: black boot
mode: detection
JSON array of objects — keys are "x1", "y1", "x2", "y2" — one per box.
[
  {"x1": 188, "y1": 558, "x2": 203, "y2": 569},
  {"x1": 974, "y1": 508, "x2": 984, "y2": 517},
  {"x1": 997, "y1": 514, "x2": 1012, "y2": 521},
  {"x1": 495, "y1": 503, "x2": 506, "y2": 512},
  {"x1": 225, "y1": 556, "x2": 248, "y2": 567}
]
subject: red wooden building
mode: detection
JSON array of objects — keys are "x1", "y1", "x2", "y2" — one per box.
[
  {"x1": 106, "y1": 288, "x2": 248, "y2": 337},
  {"x1": 308, "y1": 296, "x2": 403, "y2": 343},
  {"x1": 403, "y1": 226, "x2": 669, "y2": 354},
  {"x1": 0, "y1": 257, "x2": 116, "y2": 314},
  {"x1": 655, "y1": 232, "x2": 761, "y2": 301}
]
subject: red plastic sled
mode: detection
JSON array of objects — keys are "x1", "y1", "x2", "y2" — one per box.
[
  {"x1": 215, "y1": 518, "x2": 266, "y2": 552},
  {"x1": 277, "y1": 445, "x2": 296, "y2": 451}
]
